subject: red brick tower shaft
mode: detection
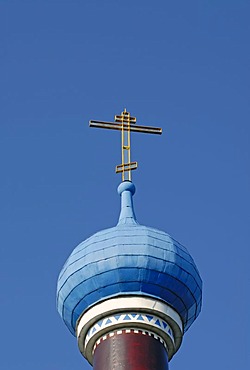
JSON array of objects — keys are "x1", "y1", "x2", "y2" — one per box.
[{"x1": 93, "y1": 331, "x2": 169, "y2": 370}]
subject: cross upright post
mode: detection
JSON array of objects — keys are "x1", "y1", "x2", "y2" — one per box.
[{"x1": 89, "y1": 109, "x2": 162, "y2": 181}]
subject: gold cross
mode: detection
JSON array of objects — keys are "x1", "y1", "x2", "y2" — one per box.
[{"x1": 89, "y1": 109, "x2": 162, "y2": 181}]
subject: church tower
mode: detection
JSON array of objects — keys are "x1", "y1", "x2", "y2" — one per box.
[{"x1": 56, "y1": 109, "x2": 202, "y2": 370}]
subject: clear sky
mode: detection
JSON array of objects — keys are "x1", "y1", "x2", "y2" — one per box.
[{"x1": 1, "y1": 1, "x2": 249, "y2": 369}]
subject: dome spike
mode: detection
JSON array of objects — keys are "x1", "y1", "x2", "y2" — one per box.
[{"x1": 117, "y1": 181, "x2": 138, "y2": 225}]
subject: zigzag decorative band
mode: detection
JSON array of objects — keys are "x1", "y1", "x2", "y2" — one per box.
[
  {"x1": 93, "y1": 328, "x2": 167, "y2": 354},
  {"x1": 85, "y1": 311, "x2": 174, "y2": 349},
  {"x1": 77, "y1": 296, "x2": 183, "y2": 365}
]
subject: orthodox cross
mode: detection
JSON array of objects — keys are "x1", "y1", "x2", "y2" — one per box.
[{"x1": 89, "y1": 109, "x2": 162, "y2": 181}]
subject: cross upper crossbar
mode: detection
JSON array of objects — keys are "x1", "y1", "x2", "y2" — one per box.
[
  {"x1": 89, "y1": 120, "x2": 162, "y2": 135},
  {"x1": 89, "y1": 109, "x2": 162, "y2": 181}
]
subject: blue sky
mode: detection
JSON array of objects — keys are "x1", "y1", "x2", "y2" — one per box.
[{"x1": 0, "y1": 1, "x2": 249, "y2": 369}]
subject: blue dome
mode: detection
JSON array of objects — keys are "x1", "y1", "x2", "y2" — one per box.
[{"x1": 57, "y1": 182, "x2": 202, "y2": 335}]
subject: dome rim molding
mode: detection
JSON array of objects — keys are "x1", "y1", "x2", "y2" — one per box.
[{"x1": 76, "y1": 295, "x2": 183, "y2": 364}]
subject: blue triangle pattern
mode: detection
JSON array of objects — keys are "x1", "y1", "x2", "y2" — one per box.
[
  {"x1": 146, "y1": 315, "x2": 153, "y2": 322},
  {"x1": 137, "y1": 314, "x2": 144, "y2": 321},
  {"x1": 155, "y1": 319, "x2": 161, "y2": 327},
  {"x1": 114, "y1": 315, "x2": 121, "y2": 321},
  {"x1": 162, "y1": 321, "x2": 168, "y2": 329},
  {"x1": 91, "y1": 326, "x2": 97, "y2": 334},
  {"x1": 97, "y1": 319, "x2": 103, "y2": 327},
  {"x1": 105, "y1": 318, "x2": 112, "y2": 324},
  {"x1": 131, "y1": 313, "x2": 137, "y2": 318},
  {"x1": 124, "y1": 314, "x2": 132, "y2": 321}
]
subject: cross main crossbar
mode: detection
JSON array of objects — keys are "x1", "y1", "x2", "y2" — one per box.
[{"x1": 89, "y1": 120, "x2": 162, "y2": 135}]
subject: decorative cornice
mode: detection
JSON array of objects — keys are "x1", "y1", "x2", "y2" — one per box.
[{"x1": 76, "y1": 295, "x2": 183, "y2": 364}]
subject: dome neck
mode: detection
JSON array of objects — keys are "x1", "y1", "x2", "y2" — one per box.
[{"x1": 117, "y1": 181, "x2": 138, "y2": 225}]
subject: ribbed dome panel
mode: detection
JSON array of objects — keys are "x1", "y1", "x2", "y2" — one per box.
[{"x1": 57, "y1": 223, "x2": 202, "y2": 335}]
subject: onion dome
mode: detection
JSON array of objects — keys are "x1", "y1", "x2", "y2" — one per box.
[{"x1": 57, "y1": 181, "x2": 202, "y2": 337}]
